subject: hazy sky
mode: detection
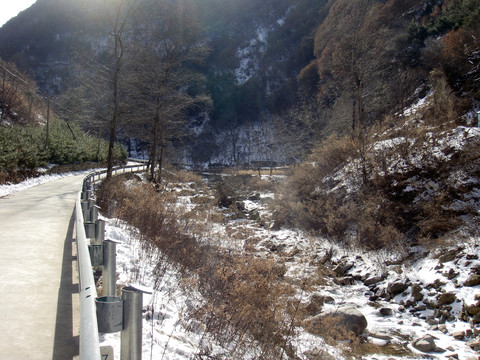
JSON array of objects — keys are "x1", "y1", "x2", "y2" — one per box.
[{"x1": 0, "y1": 0, "x2": 37, "y2": 28}]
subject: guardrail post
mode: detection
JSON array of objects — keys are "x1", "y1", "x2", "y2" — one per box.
[
  {"x1": 95, "y1": 296, "x2": 123, "y2": 333},
  {"x1": 90, "y1": 204, "x2": 100, "y2": 223},
  {"x1": 103, "y1": 239, "x2": 119, "y2": 297},
  {"x1": 81, "y1": 200, "x2": 92, "y2": 222},
  {"x1": 121, "y1": 287, "x2": 149, "y2": 360},
  {"x1": 84, "y1": 221, "x2": 96, "y2": 238},
  {"x1": 88, "y1": 244, "x2": 103, "y2": 266},
  {"x1": 95, "y1": 219, "x2": 105, "y2": 245},
  {"x1": 82, "y1": 189, "x2": 92, "y2": 201}
]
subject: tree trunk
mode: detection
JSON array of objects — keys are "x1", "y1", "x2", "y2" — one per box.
[
  {"x1": 157, "y1": 144, "x2": 164, "y2": 184},
  {"x1": 150, "y1": 94, "x2": 162, "y2": 181},
  {"x1": 107, "y1": 32, "x2": 122, "y2": 179},
  {"x1": 96, "y1": 126, "x2": 102, "y2": 162}
]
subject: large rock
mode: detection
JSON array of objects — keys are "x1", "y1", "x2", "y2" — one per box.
[
  {"x1": 388, "y1": 281, "x2": 409, "y2": 296},
  {"x1": 379, "y1": 307, "x2": 392, "y2": 316},
  {"x1": 411, "y1": 283, "x2": 424, "y2": 302},
  {"x1": 307, "y1": 307, "x2": 368, "y2": 338},
  {"x1": 364, "y1": 274, "x2": 386, "y2": 286},
  {"x1": 412, "y1": 335, "x2": 436, "y2": 353},
  {"x1": 333, "y1": 262, "x2": 353, "y2": 277},
  {"x1": 464, "y1": 274, "x2": 480, "y2": 287},
  {"x1": 437, "y1": 292, "x2": 456, "y2": 305},
  {"x1": 466, "y1": 305, "x2": 480, "y2": 316}
]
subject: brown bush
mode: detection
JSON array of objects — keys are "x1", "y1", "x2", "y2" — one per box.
[
  {"x1": 96, "y1": 173, "x2": 298, "y2": 358},
  {"x1": 162, "y1": 165, "x2": 204, "y2": 186},
  {"x1": 192, "y1": 255, "x2": 293, "y2": 358}
]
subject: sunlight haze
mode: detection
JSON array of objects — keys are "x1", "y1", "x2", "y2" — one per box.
[{"x1": 0, "y1": 0, "x2": 37, "y2": 27}]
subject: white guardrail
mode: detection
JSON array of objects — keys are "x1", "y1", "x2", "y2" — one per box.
[{"x1": 75, "y1": 161, "x2": 147, "y2": 360}]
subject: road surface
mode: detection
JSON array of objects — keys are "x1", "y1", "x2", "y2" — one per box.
[{"x1": 0, "y1": 174, "x2": 85, "y2": 360}]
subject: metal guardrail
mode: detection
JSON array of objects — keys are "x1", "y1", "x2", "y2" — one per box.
[
  {"x1": 88, "y1": 163, "x2": 148, "y2": 186},
  {"x1": 76, "y1": 191, "x2": 101, "y2": 360},
  {"x1": 75, "y1": 161, "x2": 148, "y2": 360}
]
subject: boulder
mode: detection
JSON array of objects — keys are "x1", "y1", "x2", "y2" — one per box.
[
  {"x1": 333, "y1": 276, "x2": 355, "y2": 286},
  {"x1": 379, "y1": 307, "x2": 392, "y2": 316},
  {"x1": 437, "y1": 292, "x2": 456, "y2": 305},
  {"x1": 304, "y1": 349, "x2": 336, "y2": 360},
  {"x1": 333, "y1": 262, "x2": 353, "y2": 277},
  {"x1": 445, "y1": 268, "x2": 459, "y2": 280},
  {"x1": 411, "y1": 283, "x2": 424, "y2": 302},
  {"x1": 451, "y1": 330, "x2": 465, "y2": 340},
  {"x1": 467, "y1": 339, "x2": 480, "y2": 350},
  {"x1": 364, "y1": 274, "x2": 386, "y2": 286},
  {"x1": 466, "y1": 305, "x2": 480, "y2": 316},
  {"x1": 388, "y1": 281, "x2": 409, "y2": 295},
  {"x1": 307, "y1": 307, "x2": 368, "y2": 338},
  {"x1": 464, "y1": 274, "x2": 480, "y2": 287},
  {"x1": 412, "y1": 335, "x2": 436, "y2": 353},
  {"x1": 438, "y1": 249, "x2": 459, "y2": 263},
  {"x1": 471, "y1": 313, "x2": 480, "y2": 324}
]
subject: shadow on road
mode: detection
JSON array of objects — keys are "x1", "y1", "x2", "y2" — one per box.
[{"x1": 52, "y1": 209, "x2": 79, "y2": 360}]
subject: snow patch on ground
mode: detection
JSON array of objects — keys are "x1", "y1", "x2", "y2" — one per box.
[
  {"x1": 97, "y1": 176, "x2": 480, "y2": 359},
  {"x1": 0, "y1": 170, "x2": 89, "y2": 197}
]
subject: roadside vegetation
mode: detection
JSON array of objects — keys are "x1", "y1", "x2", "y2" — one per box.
[
  {"x1": 274, "y1": 70, "x2": 480, "y2": 251},
  {"x1": 96, "y1": 172, "x2": 299, "y2": 359},
  {"x1": 0, "y1": 59, "x2": 127, "y2": 184}
]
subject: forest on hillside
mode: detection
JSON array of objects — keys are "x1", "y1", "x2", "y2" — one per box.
[{"x1": 0, "y1": 0, "x2": 479, "y2": 174}]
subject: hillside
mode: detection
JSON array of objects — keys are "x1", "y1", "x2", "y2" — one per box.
[
  {"x1": 0, "y1": 58, "x2": 127, "y2": 183},
  {"x1": 0, "y1": 0, "x2": 479, "y2": 169}
]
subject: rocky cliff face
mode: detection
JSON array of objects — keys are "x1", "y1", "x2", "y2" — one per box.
[{"x1": 0, "y1": 0, "x2": 324, "y2": 123}]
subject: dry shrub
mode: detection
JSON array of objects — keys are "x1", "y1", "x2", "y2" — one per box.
[
  {"x1": 271, "y1": 162, "x2": 318, "y2": 230},
  {"x1": 193, "y1": 255, "x2": 293, "y2": 359},
  {"x1": 273, "y1": 97, "x2": 480, "y2": 250},
  {"x1": 273, "y1": 134, "x2": 360, "y2": 230},
  {"x1": 0, "y1": 170, "x2": 8, "y2": 184},
  {"x1": 97, "y1": 175, "x2": 204, "y2": 272},
  {"x1": 246, "y1": 175, "x2": 276, "y2": 192},
  {"x1": 416, "y1": 191, "x2": 462, "y2": 245},
  {"x1": 424, "y1": 69, "x2": 470, "y2": 127},
  {"x1": 97, "y1": 175, "x2": 299, "y2": 358},
  {"x1": 309, "y1": 134, "x2": 358, "y2": 175},
  {"x1": 166, "y1": 167, "x2": 204, "y2": 185}
]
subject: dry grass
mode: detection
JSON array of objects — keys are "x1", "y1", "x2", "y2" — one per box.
[
  {"x1": 223, "y1": 167, "x2": 289, "y2": 177},
  {"x1": 272, "y1": 78, "x2": 480, "y2": 250},
  {"x1": 96, "y1": 172, "x2": 300, "y2": 359},
  {"x1": 162, "y1": 165, "x2": 204, "y2": 187}
]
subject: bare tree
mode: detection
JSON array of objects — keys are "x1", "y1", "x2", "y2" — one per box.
[
  {"x1": 106, "y1": 0, "x2": 136, "y2": 178},
  {"x1": 126, "y1": 0, "x2": 211, "y2": 183}
]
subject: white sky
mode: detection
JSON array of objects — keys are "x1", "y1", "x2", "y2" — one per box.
[{"x1": 0, "y1": 0, "x2": 37, "y2": 28}]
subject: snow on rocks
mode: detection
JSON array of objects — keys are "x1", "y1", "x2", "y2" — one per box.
[{"x1": 96, "y1": 172, "x2": 480, "y2": 359}]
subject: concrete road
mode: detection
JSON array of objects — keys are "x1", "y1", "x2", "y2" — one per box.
[{"x1": 0, "y1": 174, "x2": 85, "y2": 360}]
